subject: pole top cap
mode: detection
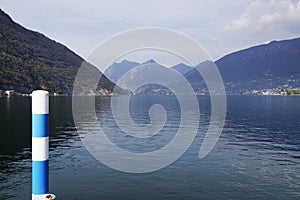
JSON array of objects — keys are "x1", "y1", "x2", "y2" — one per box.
[{"x1": 32, "y1": 90, "x2": 49, "y2": 96}]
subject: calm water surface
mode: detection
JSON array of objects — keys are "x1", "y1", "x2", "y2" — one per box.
[{"x1": 0, "y1": 95, "x2": 299, "y2": 199}]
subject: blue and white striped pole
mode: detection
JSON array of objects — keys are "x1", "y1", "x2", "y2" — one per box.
[{"x1": 32, "y1": 90, "x2": 55, "y2": 200}]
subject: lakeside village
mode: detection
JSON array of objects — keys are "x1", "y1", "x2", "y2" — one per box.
[
  {"x1": 0, "y1": 88, "x2": 114, "y2": 97},
  {"x1": 1, "y1": 88, "x2": 300, "y2": 97},
  {"x1": 239, "y1": 88, "x2": 300, "y2": 96}
]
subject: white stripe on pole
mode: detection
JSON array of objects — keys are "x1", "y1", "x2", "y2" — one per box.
[
  {"x1": 32, "y1": 90, "x2": 49, "y2": 114},
  {"x1": 32, "y1": 137, "x2": 49, "y2": 161}
]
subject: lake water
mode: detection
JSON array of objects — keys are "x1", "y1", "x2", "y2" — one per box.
[{"x1": 0, "y1": 95, "x2": 300, "y2": 199}]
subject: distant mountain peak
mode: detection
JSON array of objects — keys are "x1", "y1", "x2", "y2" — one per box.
[
  {"x1": 142, "y1": 59, "x2": 157, "y2": 64},
  {"x1": 173, "y1": 63, "x2": 191, "y2": 67},
  {"x1": 119, "y1": 59, "x2": 133, "y2": 64}
]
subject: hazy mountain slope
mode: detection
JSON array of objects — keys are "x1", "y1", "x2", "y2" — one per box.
[
  {"x1": 185, "y1": 38, "x2": 300, "y2": 93},
  {"x1": 104, "y1": 60, "x2": 140, "y2": 83},
  {"x1": 217, "y1": 38, "x2": 300, "y2": 91},
  {"x1": 171, "y1": 63, "x2": 193, "y2": 75}
]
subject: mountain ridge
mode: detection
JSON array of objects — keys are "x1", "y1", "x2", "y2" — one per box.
[
  {"x1": 215, "y1": 37, "x2": 300, "y2": 93},
  {"x1": 104, "y1": 36, "x2": 300, "y2": 95},
  {"x1": 179, "y1": 38, "x2": 300, "y2": 94},
  {"x1": 104, "y1": 59, "x2": 195, "y2": 84}
]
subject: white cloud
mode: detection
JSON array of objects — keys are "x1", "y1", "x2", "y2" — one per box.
[{"x1": 224, "y1": 0, "x2": 300, "y2": 34}]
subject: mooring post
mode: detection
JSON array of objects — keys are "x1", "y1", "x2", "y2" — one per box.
[{"x1": 32, "y1": 90, "x2": 55, "y2": 200}]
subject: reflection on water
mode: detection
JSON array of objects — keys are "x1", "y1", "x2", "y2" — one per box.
[{"x1": 0, "y1": 95, "x2": 299, "y2": 199}]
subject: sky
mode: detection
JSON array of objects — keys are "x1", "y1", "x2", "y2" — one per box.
[{"x1": 1, "y1": 0, "x2": 300, "y2": 66}]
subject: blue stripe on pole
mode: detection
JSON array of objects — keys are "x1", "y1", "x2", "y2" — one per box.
[
  {"x1": 32, "y1": 160, "x2": 49, "y2": 194},
  {"x1": 32, "y1": 114, "x2": 49, "y2": 137}
]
